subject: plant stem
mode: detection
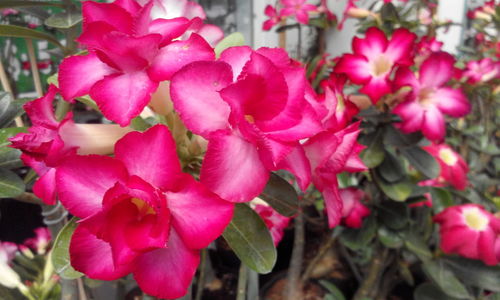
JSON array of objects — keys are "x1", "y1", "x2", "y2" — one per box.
[
  {"x1": 301, "y1": 232, "x2": 336, "y2": 283},
  {"x1": 14, "y1": 192, "x2": 43, "y2": 205},
  {"x1": 236, "y1": 263, "x2": 248, "y2": 300},
  {"x1": 0, "y1": 54, "x2": 23, "y2": 127},
  {"x1": 352, "y1": 247, "x2": 389, "y2": 300},
  {"x1": 25, "y1": 38, "x2": 43, "y2": 97},
  {"x1": 284, "y1": 211, "x2": 304, "y2": 300},
  {"x1": 194, "y1": 249, "x2": 207, "y2": 300}
]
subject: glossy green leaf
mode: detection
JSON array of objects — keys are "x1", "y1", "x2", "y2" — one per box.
[
  {"x1": 377, "y1": 226, "x2": 403, "y2": 248},
  {"x1": 0, "y1": 168, "x2": 25, "y2": 198},
  {"x1": 442, "y1": 257, "x2": 500, "y2": 292},
  {"x1": 360, "y1": 131, "x2": 385, "y2": 168},
  {"x1": 259, "y1": 173, "x2": 299, "y2": 217},
  {"x1": 404, "y1": 230, "x2": 432, "y2": 262},
  {"x1": 373, "y1": 170, "x2": 412, "y2": 202},
  {"x1": 51, "y1": 218, "x2": 83, "y2": 279},
  {"x1": 319, "y1": 280, "x2": 345, "y2": 300},
  {"x1": 340, "y1": 215, "x2": 377, "y2": 250},
  {"x1": 414, "y1": 283, "x2": 462, "y2": 300},
  {"x1": 223, "y1": 204, "x2": 277, "y2": 274},
  {"x1": 45, "y1": 11, "x2": 82, "y2": 29},
  {"x1": 0, "y1": 25, "x2": 64, "y2": 50},
  {"x1": 378, "y1": 151, "x2": 404, "y2": 183},
  {"x1": 402, "y1": 146, "x2": 440, "y2": 179},
  {"x1": 0, "y1": 127, "x2": 27, "y2": 147},
  {"x1": 0, "y1": 1, "x2": 65, "y2": 8},
  {"x1": 422, "y1": 260, "x2": 471, "y2": 299},
  {"x1": 0, "y1": 147, "x2": 22, "y2": 169},
  {"x1": 214, "y1": 32, "x2": 245, "y2": 58}
]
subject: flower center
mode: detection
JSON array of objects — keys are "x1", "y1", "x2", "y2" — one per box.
[
  {"x1": 463, "y1": 207, "x2": 489, "y2": 231},
  {"x1": 438, "y1": 148, "x2": 458, "y2": 166},
  {"x1": 131, "y1": 198, "x2": 156, "y2": 216},
  {"x1": 418, "y1": 87, "x2": 436, "y2": 106},
  {"x1": 245, "y1": 115, "x2": 255, "y2": 123},
  {"x1": 370, "y1": 55, "x2": 392, "y2": 77}
]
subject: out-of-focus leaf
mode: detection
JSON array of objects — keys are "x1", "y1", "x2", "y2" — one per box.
[
  {"x1": 259, "y1": 173, "x2": 299, "y2": 217},
  {"x1": 51, "y1": 218, "x2": 83, "y2": 280},
  {"x1": 373, "y1": 170, "x2": 412, "y2": 202},
  {"x1": 381, "y1": 2, "x2": 400, "y2": 22},
  {"x1": 398, "y1": 260, "x2": 414, "y2": 286},
  {"x1": 430, "y1": 188, "x2": 453, "y2": 213},
  {"x1": 214, "y1": 32, "x2": 245, "y2": 58},
  {"x1": 377, "y1": 226, "x2": 403, "y2": 248},
  {"x1": 0, "y1": 1, "x2": 64, "y2": 8},
  {"x1": 340, "y1": 215, "x2": 377, "y2": 250},
  {"x1": 319, "y1": 280, "x2": 345, "y2": 300},
  {"x1": 414, "y1": 283, "x2": 462, "y2": 300},
  {"x1": 0, "y1": 127, "x2": 27, "y2": 147},
  {"x1": 360, "y1": 130, "x2": 385, "y2": 168},
  {"x1": 0, "y1": 25, "x2": 64, "y2": 50},
  {"x1": 404, "y1": 230, "x2": 432, "y2": 262},
  {"x1": 0, "y1": 147, "x2": 22, "y2": 169},
  {"x1": 486, "y1": 293, "x2": 500, "y2": 300},
  {"x1": 45, "y1": 11, "x2": 82, "y2": 29},
  {"x1": 0, "y1": 168, "x2": 24, "y2": 198},
  {"x1": 223, "y1": 204, "x2": 277, "y2": 274},
  {"x1": 378, "y1": 201, "x2": 408, "y2": 230},
  {"x1": 384, "y1": 124, "x2": 423, "y2": 147},
  {"x1": 402, "y1": 146, "x2": 440, "y2": 179},
  {"x1": 378, "y1": 151, "x2": 404, "y2": 183},
  {"x1": 0, "y1": 93, "x2": 23, "y2": 128},
  {"x1": 423, "y1": 260, "x2": 471, "y2": 299},
  {"x1": 442, "y1": 257, "x2": 500, "y2": 292}
]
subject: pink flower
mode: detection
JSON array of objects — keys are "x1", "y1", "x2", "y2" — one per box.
[
  {"x1": 467, "y1": 0, "x2": 496, "y2": 21},
  {"x1": 0, "y1": 242, "x2": 22, "y2": 289},
  {"x1": 392, "y1": 52, "x2": 470, "y2": 141},
  {"x1": 280, "y1": 0, "x2": 317, "y2": 25},
  {"x1": 263, "y1": 5, "x2": 282, "y2": 31},
  {"x1": 423, "y1": 143, "x2": 468, "y2": 190},
  {"x1": 254, "y1": 204, "x2": 290, "y2": 246},
  {"x1": 0, "y1": 242, "x2": 17, "y2": 263},
  {"x1": 9, "y1": 86, "x2": 132, "y2": 205},
  {"x1": 24, "y1": 227, "x2": 51, "y2": 255},
  {"x1": 56, "y1": 125, "x2": 233, "y2": 299},
  {"x1": 337, "y1": 0, "x2": 359, "y2": 30},
  {"x1": 58, "y1": 0, "x2": 214, "y2": 126},
  {"x1": 170, "y1": 46, "x2": 322, "y2": 203},
  {"x1": 335, "y1": 27, "x2": 417, "y2": 103},
  {"x1": 317, "y1": 0, "x2": 336, "y2": 22},
  {"x1": 434, "y1": 204, "x2": 500, "y2": 265},
  {"x1": 339, "y1": 188, "x2": 370, "y2": 228},
  {"x1": 463, "y1": 58, "x2": 500, "y2": 84}
]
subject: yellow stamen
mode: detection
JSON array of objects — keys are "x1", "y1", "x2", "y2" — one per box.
[
  {"x1": 463, "y1": 207, "x2": 489, "y2": 231},
  {"x1": 438, "y1": 148, "x2": 458, "y2": 166}
]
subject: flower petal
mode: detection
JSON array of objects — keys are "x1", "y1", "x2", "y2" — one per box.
[
  {"x1": 419, "y1": 52, "x2": 455, "y2": 88},
  {"x1": 334, "y1": 54, "x2": 371, "y2": 84},
  {"x1": 433, "y1": 87, "x2": 471, "y2": 117},
  {"x1": 422, "y1": 107, "x2": 446, "y2": 141},
  {"x1": 352, "y1": 27, "x2": 388, "y2": 60},
  {"x1": 384, "y1": 28, "x2": 416, "y2": 65}
]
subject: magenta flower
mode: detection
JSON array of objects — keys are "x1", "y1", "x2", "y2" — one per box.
[
  {"x1": 170, "y1": 46, "x2": 322, "y2": 202},
  {"x1": 463, "y1": 58, "x2": 500, "y2": 84},
  {"x1": 280, "y1": 0, "x2": 317, "y2": 24},
  {"x1": 434, "y1": 204, "x2": 500, "y2": 266},
  {"x1": 335, "y1": 27, "x2": 416, "y2": 103},
  {"x1": 9, "y1": 85, "x2": 132, "y2": 205},
  {"x1": 393, "y1": 52, "x2": 470, "y2": 141},
  {"x1": 24, "y1": 227, "x2": 51, "y2": 255},
  {"x1": 254, "y1": 204, "x2": 290, "y2": 246},
  {"x1": 58, "y1": 0, "x2": 214, "y2": 126},
  {"x1": 423, "y1": 143, "x2": 469, "y2": 190},
  {"x1": 56, "y1": 125, "x2": 233, "y2": 299},
  {"x1": 317, "y1": 0, "x2": 336, "y2": 21},
  {"x1": 339, "y1": 188, "x2": 370, "y2": 228},
  {"x1": 262, "y1": 5, "x2": 282, "y2": 31}
]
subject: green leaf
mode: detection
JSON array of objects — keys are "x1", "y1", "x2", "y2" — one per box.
[
  {"x1": 414, "y1": 283, "x2": 462, "y2": 300},
  {"x1": 430, "y1": 188, "x2": 453, "y2": 213},
  {"x1": 378, "y1": 151, "x2": 404, "y2": 183},
  {"x1": 0, "y1": 127, "x2": 27, "y2": 147},
  {"x1": 259, "y1": 173, "x2": 299, "y2": 217},
  {"x1": 442, "y1": 257, "x2": 500, "y2": 292},
  {"x1": 45, "y1": 11, "x2": 82, "y2": 29},
  {"x1": 360, "y1": 131, "x2": 385, "y2": 168},
  {"x1": 0, "y1": 92, "x2": 23, "y2": 128},
  {"x1": 0, "y1": 25, "x2": 64, "y2": 50},
  {"x1": 0, "y1": 147, "x2": 22, "y2": 169},
  {"x1": 0, "y1": 1, "x2": 65, "y2": 8},
  {"x1": 223, "y1": 204, "x2": 277, "y2": 274},
  {"x1": 402, "y1": 146, "x2": 440, "y2": 179},
  {"x1": 340, "y1": 215, "x2": 377, "y2": 250},
  {"x1": 214, "y1": 32, "x2": 245, "y2": 58},
  {"x1": 377, "y1": 226, "x2": 403, "y2": 248},
  {"x1": 398, "y1": 260, "x2": 414, "y2": 286},
  {"x1": 0, "y1": 168, "x2": 25, "y2": 198},
  {"x1": 319, "y1": 280, "x2": 345, "y2": 300},
  {"x1": 384, "y1": 125, "x2": 423, "y2": 147},
  {"x1": 403, "y1": 230, "x2": 432, "y2": 262},
  {"x1": 378, "y1": 201, "x2": 408, "y2": 230},
  {"x1": 51, "y1": 218, "x2": 83, "y2": 280},
  {"x1": 75, "y1": 95, "x2": 100, "y2": 111},
  {"x1": 373, "y1": 170, "x2": 412, "y2": 202},
  {"x1": 422, "y1": 260, "x2": 471, "y2": 299}
]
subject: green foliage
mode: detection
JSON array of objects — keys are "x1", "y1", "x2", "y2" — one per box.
[
  {"x1": 259, "y1": 173, "x2": 299, "y2": 217},
  {"x1": 51, "y1": 218, "x2": 84, "y2": 280},
  {"x1": 214, "y1": 32, "x2": 245, "y2": 58}
]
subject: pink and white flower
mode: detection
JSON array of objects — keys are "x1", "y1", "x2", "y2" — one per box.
[
  {"x1": 280, "y1": 0, "x2": 317, "y2": 25},
  {"x1": 254, "y1": 203, "x2": 291, "y2": 246},
  {"x1": 56, "y1": 125, "x2": 233, "y2": 299},
  {"x1": 392, "y1": 52, "x2": 470, "y2": 141},
  {"x1": 24, "y1": 227, "x2": 51, "y2": 255},
  {"x1": 0, "y1": 242, "x2": 22, "y2": 289},
  {"x1": 339, "y1": 188, "x2": 370, "y2": 228},
  {"x1": 423, "y1": 143, "x2": 469, "y2": 191},
  {"x1": 462, "y1": 58, "x2": 500, "y2": 84},
  {"x1": 58, "y1": 0, "x2": 215, "y2": 126},
  {"x1": 335, "y1": 27, "x2": 417, "y2": 103},
  {"x1": 170, "y1": 46, "x2": 322, "y2": 203},
  {"x1": 263, "y1": 5, "x2": 282, "y2": 31},
  {"x1": 434, "y1": 204, "x2": 500, "y2": 265},
  {"x1": 9, "y1": 86, "x2": 132, "y2": 205}
]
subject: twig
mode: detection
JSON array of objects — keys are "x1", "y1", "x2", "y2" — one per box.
[
  {"x1": 77, "y1": 278, "x2": 88, "y2": 300},
  {"x1": 14, "y1": 192, "x2": 43, "y2": 205},
  {"x1": 194, "y1": 249, "x2": 207, "y2": 300},
  {"x1": 339, "y1": 243, "x2": 362, "y2": 283},
  {"x1": 25, "y1": 39, "x2": 44, "y2": 97},
  {"x1": 0, "y1": 56, "x2": 24, "y2": 127},
  {"x1": 352, "y1": 247, "x2": 389, "y2": 300},
  {"x1": 236, "y1": 263, "x2": 248, "y2": 300},
  {"x1": 301, "y1": 232, "x2": 336, "y2": 283},
  {"x1": 283, "y1": 211, "x2": 304, "y2": 300}
]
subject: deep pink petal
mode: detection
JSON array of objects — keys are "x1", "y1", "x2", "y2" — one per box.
[
  {"x1": 148, "y1": 17, "x2": 192, "y2": 45},
  {"x1": 419, "y1": 52, "x2": 455, "y2": 88},
  {"x1": 323, "y1": 185, "x2": 343, "y2": 228},
  {"x1": 393, "y1": 100, "x2": 425, "y2": 133},
  {"x1": 193, "y1": 23, "x2": 224, "y2": 47},
  {"x1": 433, "y1": 87, "x2": 471, "y2": 117},
  {"x1": 167, "y1": 174, "x2": 233, "y2": 249},
  {"x1": 353, "y1": 27, "x2": 388, "y2": 60},
  {"x1": 82, "y1": 1, "x2": 133, "y2": 34},
  {"x1": 133, "y1": 229, "x2": 200, "y2": 299},
  {"x1": 384, "y1": 28, "x2": 417, "y2": 65},
  {"x1": 359, "y1": 76, "x2": 392, "y2": 103},
  {"x1": 200, "y1": 131, "x2": 269, "y2": 203},
  {"x1": 114, "y1": 125, "x2": 182, "y2": 190},
  {"x1": 219, "y1": 46, "x2": 253, "y2": 80},
  {"x1": 334, "y1": 54, "x2": 371, "y2": 84},
  {"x1": 170, "y1": 61, "x2": 232, "y2": 137},
  {"x1": 90, "y1": 71, "x2": 158, "y2": 126},
  {"x1": 148, "y1": 33, "x2": 215, "y2": 82},
  {"x1": 393, "y1": 67, "x2": 419, "y2": 90},
  {"x1": 23, "y1": 85, "x2": 58, "y2": 127},
  {"x1": 33, "y1": 168, "x2": 57, "y2": 205},
  {"x1": 303, "y1": 131, "x2": 339, "y2": 172},
  {"x1": 422, "y1": 107, "x2": 446, "y2": 141},
  {"x1": 56, "y1": 155, "x2": 128, "y2": 218},
  {"x1": 58, "y1": 53, "x2": 114, "y2": 101},
  {"x1": 70, "y1": 225, "x2": 132, "y2": 280},
  {"x1": 276, "y1": 145, "x2": 311, "y2": 191}
]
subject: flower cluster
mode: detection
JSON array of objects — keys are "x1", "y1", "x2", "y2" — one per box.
[{"x1": 262, "y1": 0, "x2": 335, "y2": 31}]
